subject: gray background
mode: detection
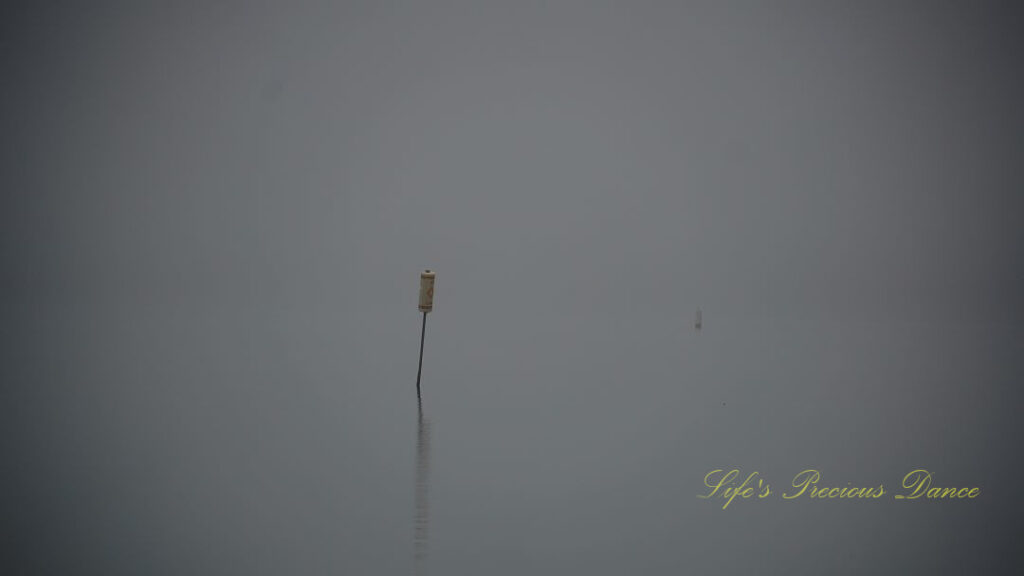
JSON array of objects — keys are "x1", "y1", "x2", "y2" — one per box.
[{"x1": 2, "y1": 1, "x2": 1022, "y2": 574}]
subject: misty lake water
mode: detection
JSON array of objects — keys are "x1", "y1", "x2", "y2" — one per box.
[
  {"x1": 5, "y1": 3, "x2": 1022, "y2": 573},
  {"x1": 11, "y1": 312, "x2": 1020, "y2": 575}
]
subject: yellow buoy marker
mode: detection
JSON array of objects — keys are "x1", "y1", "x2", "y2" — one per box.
[
  {"x1": 419, "y1": 270, "x2": 435, "y2": 313},
  {"x1": 416, "y1": 270, "x2": 435, "y2": 398}
]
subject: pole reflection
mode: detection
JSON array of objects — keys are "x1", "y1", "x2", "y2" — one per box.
[{"x1": 414, "y1": 397, "x2": 431, "y2": 568}]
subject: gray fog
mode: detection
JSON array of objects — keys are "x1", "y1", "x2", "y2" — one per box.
[{"x1": 2, "y1": 1, "x2": 1022, "y2": 574}]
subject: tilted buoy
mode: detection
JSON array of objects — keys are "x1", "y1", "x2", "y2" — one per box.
[{"x1": 416, "y1": 270, "x2": 435, "y2": 398}]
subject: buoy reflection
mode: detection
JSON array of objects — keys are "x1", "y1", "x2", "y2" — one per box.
[{"x1": 414, "y1": 398, "x2": 431, "y2": 567}]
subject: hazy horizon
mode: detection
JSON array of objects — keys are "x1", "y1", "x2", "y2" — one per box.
[{"x1": 2, "y1": 2, "x2": 1022, "y2": 574}]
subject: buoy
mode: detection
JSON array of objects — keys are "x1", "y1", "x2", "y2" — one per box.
[
  {"x1": 419, "y1": 270, "x2": 435, "y2": 313},
  {"x1": 416, "y1": 270, "x2": 435, "y2": 398}
]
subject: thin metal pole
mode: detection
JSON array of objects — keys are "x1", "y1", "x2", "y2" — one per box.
[{"x1": 416, "y1": 311, "x2": 427, "y2": 398}]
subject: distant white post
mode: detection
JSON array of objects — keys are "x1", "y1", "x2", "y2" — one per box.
[{"x1": 416, "y1": 270, "x2": 435, "y2": 398}]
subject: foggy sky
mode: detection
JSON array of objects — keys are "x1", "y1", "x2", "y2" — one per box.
[
  {"x1": 3, "y1": 1, "x2": 1023, "y2": 333},
  {"x1": 2, "y1": 1, "x2": 1023, "y2": 574}
]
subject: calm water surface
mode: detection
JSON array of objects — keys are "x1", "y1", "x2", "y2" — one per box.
[{"x1": 6, "y1": 316, "x2": 1021, "y2": 574}]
